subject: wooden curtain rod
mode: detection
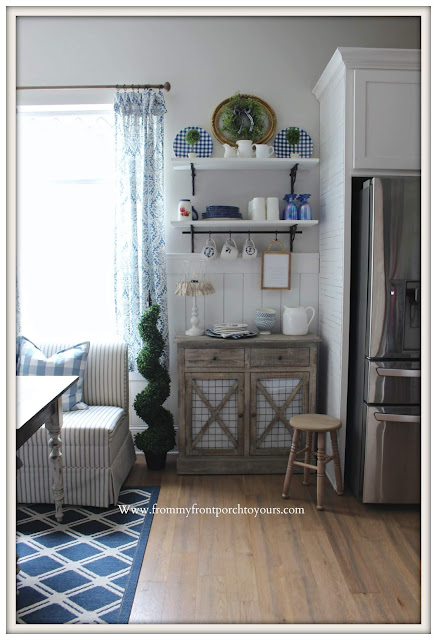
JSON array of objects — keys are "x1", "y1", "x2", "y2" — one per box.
[{"x1": 17, "y1": 82, "x2": 171, "y2": 92}]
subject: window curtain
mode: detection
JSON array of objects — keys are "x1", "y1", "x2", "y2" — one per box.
[{"x1": 114, "y1": 90, "x2": 168, "y2": 370}]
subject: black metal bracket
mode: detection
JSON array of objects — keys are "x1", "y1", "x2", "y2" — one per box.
[
  {"x1": 290, "y1": 163, "x2": 299, "y2": 193},
  {"x1": 184, "y1": 225, "x2": 302, "y2": 253},
  {"x1": 190, "y1": 162, "x2": 196, "y2": 196}
]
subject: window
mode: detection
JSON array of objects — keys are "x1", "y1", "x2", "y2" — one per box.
[{"x1": 17, "y1": 105, "x2": 119, "y2": 343}]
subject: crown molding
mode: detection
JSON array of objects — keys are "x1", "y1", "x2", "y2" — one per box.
[{"x1": 313, "y1": 47, "x2": 421, "y2": 101}]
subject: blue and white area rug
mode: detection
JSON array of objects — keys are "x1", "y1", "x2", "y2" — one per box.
[{"x1": 16, "y1": 486, "x2": 160, "y2": 624}]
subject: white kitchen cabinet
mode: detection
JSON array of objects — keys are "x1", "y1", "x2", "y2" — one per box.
[
  {"x1": 353, "y1": 68, "x2": 420, "y2": 171},
  {"x1": 312, "y1": 47, "x2": 421, "y2": 491}
]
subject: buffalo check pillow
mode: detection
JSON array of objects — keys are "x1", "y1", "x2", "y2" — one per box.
[{"x1": 17, "y1": 337, "x2": 90, "y2": 411}]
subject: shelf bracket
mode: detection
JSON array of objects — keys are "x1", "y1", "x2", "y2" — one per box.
[
  {"x1": 290, "y1": 163, "x2": 299, "y2": 193},
  {"x1": 190, "y1": 224, "x2": 195, "y2": 253},
  {"x1": 190, "y1": 162, "x2": 196, "y2": 196},
  {"x1": 289, "y1": 224, "x2": 301, "y2": 252}
]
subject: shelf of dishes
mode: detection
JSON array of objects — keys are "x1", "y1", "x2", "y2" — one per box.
[
  {"x1": 171, "y1": 158, "x2": 319, "y2": 171},
  {"x1": 170, "y1": 220, "x2": 318, "y2": 230}
]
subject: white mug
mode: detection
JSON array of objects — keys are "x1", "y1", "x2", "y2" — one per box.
[
  {"x1": 248, "y1": 199, "x2": 254, "y2": 219},
  {"x1": 251, "y1": 197, "x2": 266, "y2": 221},
  {"x1": 221, "y1": 238, "x2": 238, "y2": 260},
  {"x1": 242, "y1": 238, "x2": 258, "y2": 260},
  {"x1": 252, "y1": 144, "x2": 274, "y2": 159},
  {"x1": 266, "y1": 197, "x2": 280, "y2": 221},
  {"x1": 201, "y1": 238, "x2": 217, "y2": 260}
]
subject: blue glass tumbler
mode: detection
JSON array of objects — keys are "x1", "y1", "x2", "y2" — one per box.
[
  {"x1": 297, "y1": 194, "x2": 312, "y2": 220},
  {"x1": 283, "y1": 194, "x2": 298, "y2": 220}
]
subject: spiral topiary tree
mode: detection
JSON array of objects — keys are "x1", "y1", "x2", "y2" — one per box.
[{"x1": 133, "y1": 304, "x2": 175, "y2": 465}]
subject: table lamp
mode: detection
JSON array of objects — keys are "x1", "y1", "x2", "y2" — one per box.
[{"x1": 175, "y1": 262, "x2": 215, "y2": 336}]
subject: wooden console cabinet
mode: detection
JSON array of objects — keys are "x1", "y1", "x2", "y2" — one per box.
[{"x1": 175, "y1": 334, "x2": 320, "y2": 474}]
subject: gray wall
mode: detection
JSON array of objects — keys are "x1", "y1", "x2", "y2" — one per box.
[{"x1": 17, "y1": 16, "x2": 420, "y2": 253}]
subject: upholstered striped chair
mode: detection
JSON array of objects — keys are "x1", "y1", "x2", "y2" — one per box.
[{"x1": 17, "y1": 342, "x2": 136, "y2": 507}]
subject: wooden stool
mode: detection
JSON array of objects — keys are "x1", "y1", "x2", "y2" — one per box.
[{"x1": 282, "y1": 414, "x2": 343, "y2": 510}]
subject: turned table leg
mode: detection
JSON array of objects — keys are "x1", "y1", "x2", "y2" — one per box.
[
  {"x1": 316, "y1": 432, "x2": 326, "y2": 511},
  {"x1": 330, "y1": 429, "x2": 343, "y2": 495},
  {"x1": 303, "y1": 431, "x2": 313, "y2": 486},
  {"x1": 282, "y1": 428, "x2": 300, "y2": 498},
  {"x1": 45, "y1": 397, "x2": 64, "y2": 522}
]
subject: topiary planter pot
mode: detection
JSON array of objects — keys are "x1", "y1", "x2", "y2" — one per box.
[{"x1": 144, "y1": 451, "x2": 167, "y2": 471}]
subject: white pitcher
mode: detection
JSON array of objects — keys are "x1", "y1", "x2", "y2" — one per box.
[
  {"x1": 236, "y1": 140, "x2": 254, "y2": 158},
  {"x1": 252, "y1": 143, "x2": 274, "y2": 159},
  {"x1": 223, "y1": 143, "x2": 237, "y2": 158},
  {"x1": 282, "y1": 306, "x2": 315, "y2": 335}
]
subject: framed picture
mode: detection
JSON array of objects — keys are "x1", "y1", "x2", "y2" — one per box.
[{"x1": 261, "y1": 247, "x2": 291, "y2": 290}]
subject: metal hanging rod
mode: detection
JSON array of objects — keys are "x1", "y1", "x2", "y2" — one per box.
[
  {"x1": 17, "y1": 82, "x2": 171, "y2": 92},
  {"x1": 183, "y1": 225, "x2": 302, "y2": 253}
]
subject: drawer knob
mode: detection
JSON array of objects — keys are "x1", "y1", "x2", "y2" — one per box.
[
  {"x1": 212, "y1": 356, "x2": 217, "y2": 361},
  {"x1": 251, "y1": 412, "x2": 256, "y2": 418},
  {"x1": 238, "y1": 413, "x2": 244, "y2": 418},
  {"x1": 278, "y1": 355, "x2": 283, "y2": 361}
]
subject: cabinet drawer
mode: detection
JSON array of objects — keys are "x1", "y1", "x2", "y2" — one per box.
[
  {"x1": 184, "y1": 348, "x2": 245, "y2": 369},
  {"x1": 250, "y1": 347, "x2": 309, "y2": 367}
]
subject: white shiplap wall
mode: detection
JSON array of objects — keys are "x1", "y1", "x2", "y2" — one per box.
[
  {"x1": 315, "y1": 67, "x2": 347, "y2": 487},
  {"x1": 129, "y1": 252, "x2": 320, "y2": 438}
]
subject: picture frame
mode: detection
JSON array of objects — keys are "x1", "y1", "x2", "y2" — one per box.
[{"x1": 261, "y1": 242, "x2": 292, "y2": 290}]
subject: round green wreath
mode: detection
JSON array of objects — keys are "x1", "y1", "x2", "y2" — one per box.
[{"x1": 220, "y1": 92, "x2": 266, "y2": 141}]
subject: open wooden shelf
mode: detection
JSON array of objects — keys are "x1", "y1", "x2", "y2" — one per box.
[
  {"x1": 171, "y1": 157, "x2": 319, "y2": 171},
  {"x1": 170, "y1": 220, "x2": 318, "y2": 230}
]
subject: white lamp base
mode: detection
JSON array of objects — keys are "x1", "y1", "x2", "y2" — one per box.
[
  {"x1": 185, "y1": 326, "x2": 204, "y2": 336},
  {"x1": 185, "y1": 296, "x2": 204, "y2": 336}
]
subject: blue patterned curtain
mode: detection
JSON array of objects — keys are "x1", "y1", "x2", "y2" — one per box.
[{"x1": 114, "y1": 90, "x2": 168, "y2": 370}]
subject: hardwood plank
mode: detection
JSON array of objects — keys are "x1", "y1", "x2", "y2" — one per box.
[
  {"x1": 135, "y1": 464, "x2": 181, "y2": 583},
  {"x1": 196, "y1": 476, "x2": 227, "y2": 577},
  {"x1": 300, "y1": 529, "x2": 364, "y2": 623},
  {"x1": 352, "y1": 536, "x2": 420, "y2": 623},
  {"x1": 128, "y1": 581, "x2": 165, "y2": 624},
  {"x1": 269, "y1": 536, "x2": 322, "y2": 624},
  {"x1": 319, "y1": 505, "x2": 381, "y2": 594},
  {"x1": 224, "y1": 549, "x2": 258, "y2": 623},
  {"x1": 195, "y1": 575, "x2": 229, "y2": 623},
  {"x1": 245, "y1": 494, "x2": 280, "y2": 622},
  {"x1": 240, "y1": 599, "x2": 262, "y2": 624},
  {"x1": 171, "y1": 476, "x2": 200, "y2": 554},
  {"x1": 161, "y1": 552, "x2": 198, "y2": 624}
]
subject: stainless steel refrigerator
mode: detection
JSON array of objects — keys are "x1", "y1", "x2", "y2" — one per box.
[{"x1": 346, "y1": 177, "x2": 421, "y2": 503}]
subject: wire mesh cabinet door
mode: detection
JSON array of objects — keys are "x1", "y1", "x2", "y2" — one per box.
[
  {"x1": 250, "y1": 372, "x2": 310, "y2": 455},
  {"x1": 185, "y1": 373, "x2": 245, "y2": 455}
]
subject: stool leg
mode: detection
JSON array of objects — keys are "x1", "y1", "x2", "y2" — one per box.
[
  {"x1": 330, "y1": 430, "x2": 343, "y2": 495},
  {"x1": 303, "y1": 431, "x2": 313, "y2": 486},
  {"x1": 316, "y1": 432, "x2": 326, "y2": 511},
  {"x1": 282, "y1": 429, "x2": 300, "y2": 499}
]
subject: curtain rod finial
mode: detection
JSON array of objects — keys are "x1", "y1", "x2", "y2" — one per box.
[{"x1": 163, "y1": 82, "x2": 171, "y2": 92}]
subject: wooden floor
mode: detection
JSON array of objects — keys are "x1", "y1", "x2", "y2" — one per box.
[{"x1": 126, "y1": 454, "x2": 421, "y2": 625}]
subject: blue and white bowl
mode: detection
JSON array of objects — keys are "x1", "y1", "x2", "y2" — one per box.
[{"x1": 255, "y1": 308, "x2": 276, "y2": 335}]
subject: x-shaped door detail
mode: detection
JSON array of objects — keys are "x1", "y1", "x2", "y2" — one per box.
[
  {"x1": 251, "y1": 373, "x2": 309, "y2": 453},
  {"x1": 187, "y1": 375, "x2": 244, "y2": 453}
]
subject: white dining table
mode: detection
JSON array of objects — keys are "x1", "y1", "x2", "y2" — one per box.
[{"x1": 16, "y1": 375, "x2": 78, "y2": 522}]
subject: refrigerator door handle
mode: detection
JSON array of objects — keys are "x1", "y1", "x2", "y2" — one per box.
[
  {"x1": 376, "y1": 368, "x2": 421, "y2": 378},
  {"x1": 374, "y1": 412, "x2": 421, "y2": 424}
]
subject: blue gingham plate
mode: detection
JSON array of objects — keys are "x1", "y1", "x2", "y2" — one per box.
[
  {"x1": 173, "y1": 126, "x2": 213, "y2": 158},
  {"x1": 273, "y1": 127, "x2": 313, "y2": 159}
]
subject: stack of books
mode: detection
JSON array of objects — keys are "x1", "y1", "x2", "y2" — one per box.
[{"x1": 206, "y1": 323, "x2": 257, "y2": 339}]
